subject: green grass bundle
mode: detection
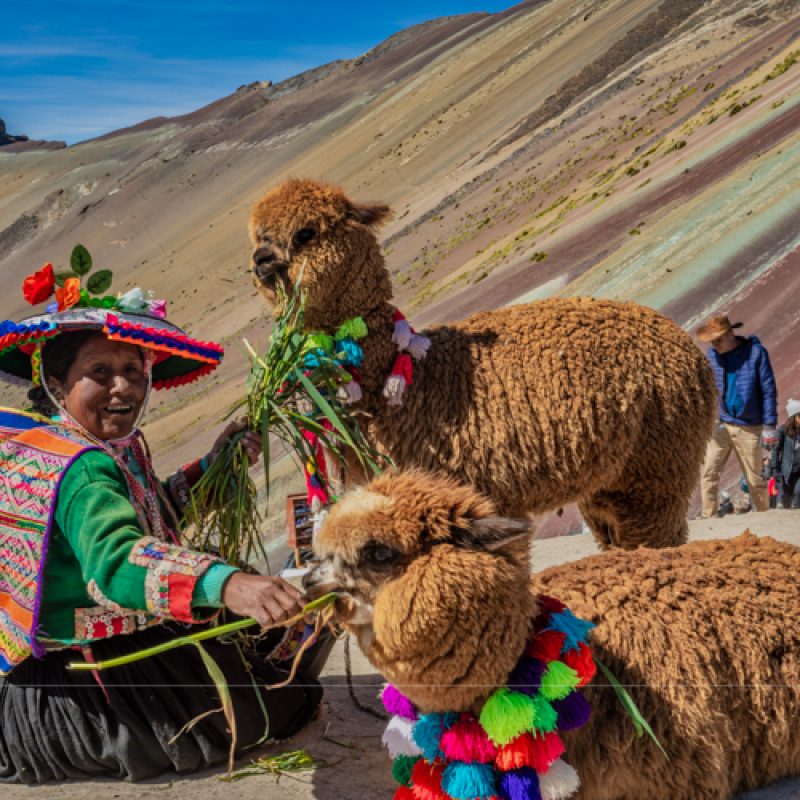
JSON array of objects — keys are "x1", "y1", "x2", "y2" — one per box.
[{"x1": 184, "y1": 288, "x2": 385, "y2": 567}]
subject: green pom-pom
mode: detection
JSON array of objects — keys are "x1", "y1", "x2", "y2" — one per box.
[
  {"x1": 479, "y1": 688, "x2": 535, "y2": 746},
  {"x1": 335, "y1": 316, "x2": 367, "y2": 340},
  {"x1": 540, "y1": 661, "x2": 580, "y2": 701},
  {"x1": 531, "y1": 694, "x2": 558, "y2": 733},
  {"x1": 392, "y1": 755, "x2": 419, "y2": 786},
  {"x1": 306, "y1": 333, "x2": 334, "y2": 353}
]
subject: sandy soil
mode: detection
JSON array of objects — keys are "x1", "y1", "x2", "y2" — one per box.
[{"x1": 5, "y1": 510, "x2": 800, "y2": 800}]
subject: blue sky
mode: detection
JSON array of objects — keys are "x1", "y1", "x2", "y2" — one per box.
[{"x1": 2, "y1": 1, "x2": 516, "y2": 145}]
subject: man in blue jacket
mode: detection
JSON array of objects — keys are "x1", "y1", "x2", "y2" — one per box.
[{"x1": 697, "y1": 314, "x2": 778, "y2": 518}]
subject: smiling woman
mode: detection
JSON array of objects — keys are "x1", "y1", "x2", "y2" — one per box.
[{"x1": 0, "y1": 254, "x2": 333, "y2": 784}]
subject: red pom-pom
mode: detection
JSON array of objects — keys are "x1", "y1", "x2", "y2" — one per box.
[
  {"x1": 411, "y1": 761, "x2": 447, "y2": 800},
  {"x1": 529, "y1": 731, "x2": 565, "y2": 773},
  {"x1": 537, "y1": 595, "x2": 566, "y2": 614},
  {"x1": 440, "y1": 715, "x2": 497, "y2": 764},
  {"x1": 526, "y1": 629, "x2": 567, "y2": 662},
  {"x1": 395, "y1": 786, "x2": 415, "y2": 800},
  {"x1": 562, "y1": 642, "x2": 596, "y2": 687},
  {"x1": 495, "y1": 732, "x2": 537, "y2": 771}
]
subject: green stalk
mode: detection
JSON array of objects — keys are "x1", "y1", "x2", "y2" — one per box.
[{"x1": 67, "y1": 593, "x2": 338, "y2": 672}]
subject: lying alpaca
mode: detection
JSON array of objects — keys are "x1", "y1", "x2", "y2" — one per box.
[
  {"x1": 305, "y1": 470, "x2": 800, "y2": 800},
  {"x1": 249, "y1": 178, "x2": 716, "y2": 549}
]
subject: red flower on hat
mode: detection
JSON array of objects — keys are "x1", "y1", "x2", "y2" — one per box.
[{"x1": 22, "y1": 263, "x2": 55, "y2": 305}]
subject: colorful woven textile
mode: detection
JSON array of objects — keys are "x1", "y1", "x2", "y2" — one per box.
[
  {"x1": 0, "y1": 408, "x2": 96, "y2": 675},
  {"x1": 382, "y1": 597, "x2": 596, "y2": 800}
]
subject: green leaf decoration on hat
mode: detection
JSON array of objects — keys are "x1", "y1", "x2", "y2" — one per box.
[
  {"x1": 53, "y1": 269, "x2": 78, "y2": 288},
  {"x1": 87, "y1": 269, "x2": 113, "y2": 295},
  {"x1": 70, "y1": 244, "x2": 93, "y2": 276}
]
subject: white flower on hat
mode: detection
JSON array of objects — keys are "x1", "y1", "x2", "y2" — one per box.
[{"x1": 116, "y1": 287, "x2": 148, "y2": 312}]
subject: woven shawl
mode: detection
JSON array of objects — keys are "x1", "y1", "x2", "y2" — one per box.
[{"x1": 0, "y1": 408, "x2": 96, "y2": 675}]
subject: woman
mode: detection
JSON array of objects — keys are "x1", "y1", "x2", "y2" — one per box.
[
  {"x1": 0, "y1": 262, "x2": 327, "y2": 783},
  {"x1": 768, "y1": 398, "x2": 800, "y2": 509}
]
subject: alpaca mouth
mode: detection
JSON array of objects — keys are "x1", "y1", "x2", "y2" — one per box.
[{"x1": 254, "y1": 260, "x2": 290, "y2": 292}]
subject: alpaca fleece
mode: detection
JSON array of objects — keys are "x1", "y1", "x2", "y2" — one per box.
[
  {"x1": 307, "y1": 470, "x2": 800, "y2": 800},
  {"x1": 250, "y1": 178, "x2": 716, "y2": 549}
]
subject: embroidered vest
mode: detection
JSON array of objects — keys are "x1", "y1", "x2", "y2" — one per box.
[{"x1": 0, "y1": 408, "x2": 97, "y2": 675}]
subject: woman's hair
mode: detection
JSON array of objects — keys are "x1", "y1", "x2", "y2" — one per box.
[
  {"x1": 26, "y1": 330, "x2": 107, "y2": 417},
  {"x1": 786, "y1": 416, "x2": 800, "y2": 439}
]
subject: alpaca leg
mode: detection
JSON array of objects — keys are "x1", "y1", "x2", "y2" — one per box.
[{"x1": 579, "y1": 485, "x2": 688, "y2": 550}]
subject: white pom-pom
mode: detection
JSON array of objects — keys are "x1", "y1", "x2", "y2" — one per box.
[
  {"x1": 382, "y1": 374, "x2": 407, "y2": 406},
  {"x1": 406, "y1": 333, "x2": 431, "y2": 360},
  {"x1": 310, "y1": 495, "x2": 323, "y2": 514},
  {"x1": 382, "y1": 716, "x2": 422, "y2": 759},
  {"x1": 312, "y1": 508, "x2": 328, "y2": 538},
  {"x1": 392, "y1": 318, "x2": 413, "y2": 350},
  {"x1": 336, "y1": 379, "x2": 363, "y2": 405},
  {"x1": 539, "y1": 759, "x2": 581, "y2": 800}
]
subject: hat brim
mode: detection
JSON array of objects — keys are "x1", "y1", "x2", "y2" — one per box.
[{"x1": 0, "y1": 308, "x2": 223, "y2": 389}]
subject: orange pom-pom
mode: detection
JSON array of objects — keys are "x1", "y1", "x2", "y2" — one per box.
[
  {"x1": 411, "y1": 760, "x2": 447, "y2": 800},
  {"x1": 562, "y1": 642, "x2": 596, "y2": 687},
  {"x1": 495, "y1": 732, "x2": 537, "y2": 771},
  {"x1": 526, "y1": 629, "x2": 566, "y2": 662}
]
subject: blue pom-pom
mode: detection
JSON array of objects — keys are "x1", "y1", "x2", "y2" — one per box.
[
  {"x1": 336, "y1": 337, "x2": 364, "y2": 367},
  {"x1": 0, "y1": 321, "x2": 17, "y2": 336},
  {"x1": 413, "y1": 713, "x2": 457, "y2": 762},
  {"x1": 442, "y1": 762, "x2": 496, "y2": 800},
  {"x1": 507, "y1": 657, "x2": 545, "y2": 697},
  {"x1": 303, "y1": 348, "x2": 326, "y2": 369},
  {"x1": 499, "y1": 767, "x2": 541, "y2": 800},
  {"x1": 553, "y1": 691, "x2": 592, "y2": 731},
  {"x1": 545, "y1": 609, "x2": 595, "y2": 652}
]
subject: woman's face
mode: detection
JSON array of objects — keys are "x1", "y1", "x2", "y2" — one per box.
[{"x1": 49, "y1": 335, "x2": 147, "y2": 440}]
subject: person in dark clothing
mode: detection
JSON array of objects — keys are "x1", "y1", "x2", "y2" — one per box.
[
  {"x1": 768, "y1": 398, "x2": 800, "y2": 509},
  {"x1": 697, "y1": 314, "x2": 777, "y2": 518}
]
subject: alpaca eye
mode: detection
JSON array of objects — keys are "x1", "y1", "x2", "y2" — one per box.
[
  {"x1": 293, "y1": 227, "x2": 316, "y2": 247},
  {"x1": 362, "y1": 543, "x2": 400, "y2": 567}
]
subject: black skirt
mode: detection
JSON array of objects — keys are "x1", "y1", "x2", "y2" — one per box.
[{"x1": 0, "y1": 623, "x2": 324, "y2": 784}]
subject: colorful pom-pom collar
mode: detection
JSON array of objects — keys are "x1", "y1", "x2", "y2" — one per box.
[
  {"x1": 381, "y1": 596, "x2": 595, "y2": 800},
  {"x1": 0, "y1": 308, "x2": 223, "y2": 390}
]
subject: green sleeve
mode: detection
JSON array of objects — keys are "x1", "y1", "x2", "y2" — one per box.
[
  {"x1": 193, "y1": 562, "x2": 239, "y2": 608},
  {"x1": 55, "y1": 450, "x2": 221, "y2": 622}
]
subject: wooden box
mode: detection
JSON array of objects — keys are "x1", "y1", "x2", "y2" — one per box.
[{"x1": 286, "y1": 493, "x2": 313, "y2": 566}]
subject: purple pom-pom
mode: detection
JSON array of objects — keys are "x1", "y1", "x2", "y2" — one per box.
[
  {"x1": 499, "y1": 767, "x2": 541, "y2": 800},
  {"x1": 552, "y1": 691, "x2": 592, "y2": 730},
  {"x1": 507, "y1": 657, "x2": 545, "y2": 697},
  {"x1": 382, "y1": 684, "x2": 418, "y2": 720}
]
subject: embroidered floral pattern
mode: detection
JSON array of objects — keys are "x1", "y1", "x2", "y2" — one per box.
[
  {"x1": 74, "y1": 606, "x2": 156, "y2": 642},
  {"x1": 130, "y1": 536, "x2": 219, "y2": 621}
]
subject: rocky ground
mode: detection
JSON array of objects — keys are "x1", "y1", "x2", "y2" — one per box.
[{"x1": 6, "y1": 510, "x2": 800, "y2": 800}]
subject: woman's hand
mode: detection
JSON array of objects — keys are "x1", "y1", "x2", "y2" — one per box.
[
  {"x1": 222, "y1": 573, "x2": 304, "y2": 628},
  {"x1": 210, "y1": 419, "x2": 262, "y2": 467}
]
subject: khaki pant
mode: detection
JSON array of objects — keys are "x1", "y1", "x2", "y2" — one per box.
[{"x1": 701, "y1": 423, "x2": 769, "y2": 517}]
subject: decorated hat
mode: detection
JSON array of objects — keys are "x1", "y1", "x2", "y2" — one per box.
[
  {"x1": 0, "y1": 246, "x2": 223, "y2": 389},
  {"x1": 696, "y1": 314, "x2": 743, "y2": 342}
]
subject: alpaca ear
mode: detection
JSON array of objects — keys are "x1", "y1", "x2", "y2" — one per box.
[
  {"x1": 346, "y1": 201, "x2": 393, "y2": 227},
  {"x1": 450, "y1": 517, "x2": 532, "y2": 552}
]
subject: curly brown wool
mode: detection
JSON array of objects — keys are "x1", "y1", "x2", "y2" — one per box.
[
  {"x1": 307, "y1": 470, "x2": 800, "y2": 800},
  {"x1": 250, "y1": 178, "x2": 717, "y2": 549}
]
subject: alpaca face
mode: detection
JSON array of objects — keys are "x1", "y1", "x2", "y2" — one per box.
[
  {"x1": 305, "y1": 471, "x2": 538, "y2": 710},
  {"x1": 249, "y1": 178, "x2": 393, "y2": 326}
]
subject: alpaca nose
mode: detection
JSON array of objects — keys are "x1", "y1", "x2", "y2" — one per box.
[{"x1": 252, "y1": 246, "x2": 276, "y2": 277}]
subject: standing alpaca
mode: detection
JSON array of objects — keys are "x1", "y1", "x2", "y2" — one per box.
[
  {"x1": 249, "y1": 178, "x2": 716, "y2": 549},
  {"x1": 305, "y1": 470, "x2": 800, "y2": 800}
]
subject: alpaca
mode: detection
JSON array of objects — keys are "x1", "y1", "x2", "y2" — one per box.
[
  {"x1": 249, "y1": 178, "x2": 717, "y2": 549},
  {"x1": 305, "y1": 470, "x2": 800, "y2": 800}
]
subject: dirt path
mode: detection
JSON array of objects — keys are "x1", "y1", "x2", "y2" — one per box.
[{"x1": 5, "y1": 510, "x2": 800, "y2": 799}]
